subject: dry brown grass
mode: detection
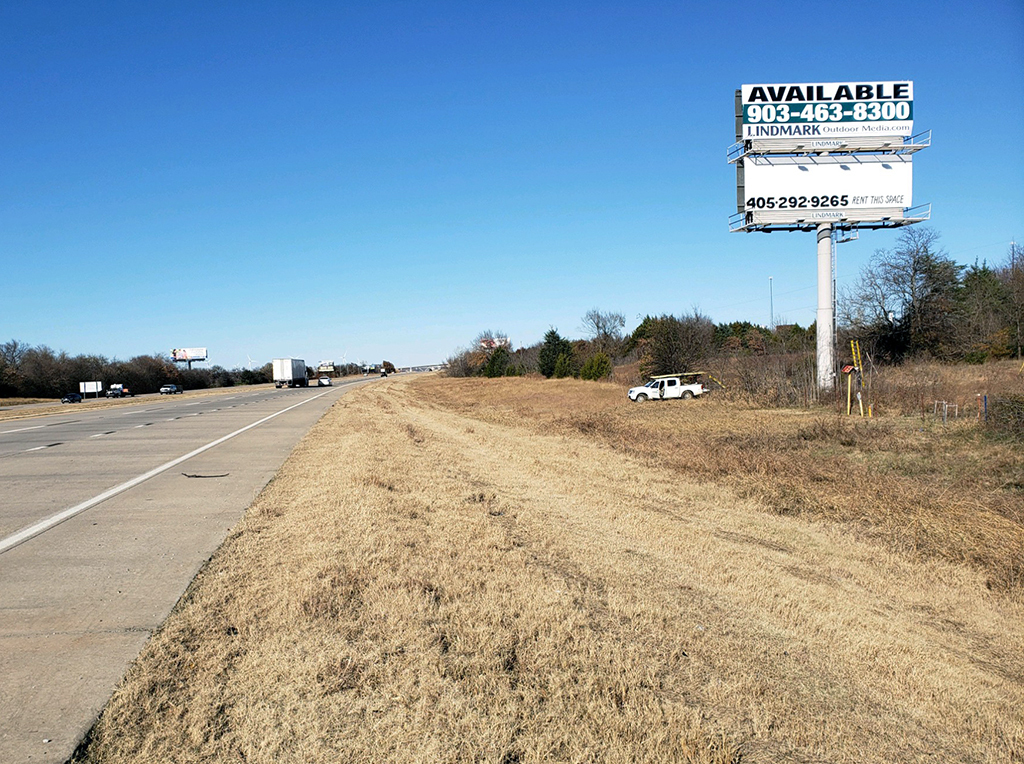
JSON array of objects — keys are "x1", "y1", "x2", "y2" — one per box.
[
  {"x1": 430, "y1": 376, "x2": 1024, "y2": 591},
  {"x1": 865, "y1": 359, "x2": 1024, "y2": 417},
  {"x1": 75, "y1": 375, "x2": 1024, "y2": 763},
  {"x1": 0, "y1": 396, "x2": 54, "y2": 406}
]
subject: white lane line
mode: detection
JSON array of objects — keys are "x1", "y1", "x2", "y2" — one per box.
[
  {"x1": 1, "y1": 424, "x2": 48, "y2": 435},
  {"x1": 0, "y1": 390, "x2": 331, "y2": 554},
  {"x1": 25, "y1": 446, "x2": 49, "y2": 452}
]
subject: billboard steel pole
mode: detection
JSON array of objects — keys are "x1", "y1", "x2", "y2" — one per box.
[{"x1": 816, "y1": 223, "x2": 835, "y2": 391}]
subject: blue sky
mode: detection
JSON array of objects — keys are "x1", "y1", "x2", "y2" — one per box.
[{"x1": 2, "y1": 1, "x2": 1022, "y2": 369}]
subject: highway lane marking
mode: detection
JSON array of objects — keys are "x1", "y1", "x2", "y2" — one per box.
[
  {"x1": 0, "y1": 390, "x2": 332, "y2": 554},
  {"x1": 1, "y1": 425, "x2": 49, "y2": 435}
]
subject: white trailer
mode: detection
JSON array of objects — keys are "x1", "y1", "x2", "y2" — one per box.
[{"x1": 273, "y1": 358, "x2": 308, "y2": 388}]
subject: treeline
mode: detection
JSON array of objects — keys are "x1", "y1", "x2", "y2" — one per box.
[
  {"x1": 448, "y1": 229, "x2": 1022, "y2": 382},
  {"x1": 841, "y1": 229, "x2": 1023, "y2": 363},
  {"x1": 447, "y1": 310, "x2": 815, "y2": 381},
  {"x1": 0, "y1": 342, "x2": 271, "y2": 398},
  {"x1": 0, "y1": 345, "x2": 364, "y2": 399}
]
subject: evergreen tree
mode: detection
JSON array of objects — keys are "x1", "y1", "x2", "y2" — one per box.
[
  {"x1": 580, "y1": 352, "x2": 613, "y2": 380},
  {"x1": 538, "y1": 329, "x2": 573, "y2": 378},
  {"x1": 481, "y1": 346, "x2": 511, "y2": 378},
  {"x1": 553, "y1": 353, "x2": 573, "y2": 378}
]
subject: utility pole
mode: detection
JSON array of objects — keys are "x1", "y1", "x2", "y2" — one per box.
[{"x1": 769, "y1": 276, "x2": 774, "y2": 330}]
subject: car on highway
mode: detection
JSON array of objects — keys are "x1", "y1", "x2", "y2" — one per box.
[
  {"x1": 317, "y1": 376, "x2": 332, "y2": 386},
  {"x1": 159, "y1": 384, "x2": 183, "y2": 395},
  {"x1": 105, "y1": 384, "x2": 134, "y2": 398},
  {"x1": 61, "y1": 392, "x2": 83, "y2": 404}
]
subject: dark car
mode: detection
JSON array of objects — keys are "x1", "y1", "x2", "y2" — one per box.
[{"x1": 61, "y1": 393, "x2": 83, "y2": 404}]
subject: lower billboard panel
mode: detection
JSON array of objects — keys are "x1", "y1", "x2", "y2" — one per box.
[
  {"x1": 742, "y1": 154, "x2": 912, "y2": 224},
  {"x1": 748, "y1": 206, "x2": 905, "y2": 225}
]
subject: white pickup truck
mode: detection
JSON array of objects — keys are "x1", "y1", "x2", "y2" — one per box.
[{"x1": 628, "y1": 374, "x2": 706, "y2": 402}]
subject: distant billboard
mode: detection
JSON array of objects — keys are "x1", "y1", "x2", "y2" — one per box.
[
  {"x1": 743, "y1": 154, "x2": 912, "y2": 223},
  {"x1": 79, "y1": 381, "x2": 103, "y2": 394},
  {"x1": 741, "y1": 81, "x2": 913, "y2": 140},
  {"x1": 479, "y1": 337, "x2": 511, "y2": 350},
  {"x1": 171, "y1": 348, "x2": 208, "y2": 362}
]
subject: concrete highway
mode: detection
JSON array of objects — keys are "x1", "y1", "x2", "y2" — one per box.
[{"x1": 0, "y1": 380, "x2": 367, "y2": 763}]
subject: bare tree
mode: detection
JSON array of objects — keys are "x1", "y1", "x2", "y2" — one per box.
[
  {"x1": 840, "y1": 227, "x2": 961, "y2": 360},
  {"x1": 0, "y1": 339, "x2": 28, "y2": 393},
  {"x1": 473, "y1": 329, "x2": 509, "y2": 350},
  {"x1": 580, "y1": 309, "x2": 625, "y2": 356}
]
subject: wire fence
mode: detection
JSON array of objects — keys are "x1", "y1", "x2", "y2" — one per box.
[{"x1": 986, "y1": 395, "x2": 1024, "y2": 439}]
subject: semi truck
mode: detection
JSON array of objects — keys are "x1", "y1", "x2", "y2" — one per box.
[{"x1": 273, "y1": 358, "x2": 308, "y2": 388}]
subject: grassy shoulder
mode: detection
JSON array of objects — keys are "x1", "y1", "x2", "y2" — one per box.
[{"x1": 74, "y1": 375, "x2": 1023, "y2": 764}]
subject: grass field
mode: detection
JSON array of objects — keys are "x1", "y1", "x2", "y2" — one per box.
[{"x1": 74, "y1": 374, "x2": 1024, "y2": 763}]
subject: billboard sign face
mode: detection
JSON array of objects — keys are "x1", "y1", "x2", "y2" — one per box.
[
  {"x1": 743, "y1": 154, "x2": 912, "y2": 223},
  {"x1": 741, "y1": 81, "x2": 913, "y2": 140},
  {"x1": 171, "y1": 348, "x2": 208, "y2": 362},
  {"x1": 479, "y1": 337, "x2": 511, "y2": 350},
  {"x1": 79, "y1": 381, "x2": 103, "y2": 394}
]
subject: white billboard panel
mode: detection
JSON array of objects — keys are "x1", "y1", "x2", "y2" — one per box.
[
  {"x1": 743, "y1": 154, "x2": 912, "y2": 222},
  {"x1": 741, "y1": 81, "x2": 913, "y2": 140},
  {"x1": 79, "y1": 381, "x2": 103, "y2": 394},
  {"x1": 171, "y1": 347, "x2": 208, "y2": 361}
]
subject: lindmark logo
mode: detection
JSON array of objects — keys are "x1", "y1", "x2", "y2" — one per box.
[{"x1": 744, "y1": 125, "x2": 822, "y2": 137}]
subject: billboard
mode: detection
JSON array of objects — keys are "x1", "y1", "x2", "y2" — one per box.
[
  {"x1": 479, "y1": 337, "x2": 511, "y2": 350},
  {"x1": 171, "y1": 348, "x2": 208, "y2": 362},
  {"x1": 79, "y1": 381, "x2": 103, "y2": 394},
  {"x1": 741, "y1": 81, "x2": 913, "y2": 140},
  {"x1": 742, "y1": 154, "x2": 912, "y2": 223}
]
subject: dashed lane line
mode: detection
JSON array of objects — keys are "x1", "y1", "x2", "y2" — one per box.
[{"x1": 0, "y1": 390, "x2": 331, "y2": 554}]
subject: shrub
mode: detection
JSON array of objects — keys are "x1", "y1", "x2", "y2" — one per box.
[
  {"x1": 553, "y1": 353, "x2": 573, "y2": 379},
  {"x1": 580, "y1": 352, "x2": 612, "y2": 381}
]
